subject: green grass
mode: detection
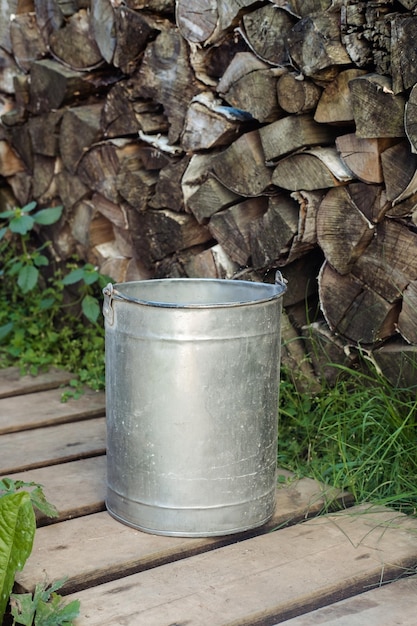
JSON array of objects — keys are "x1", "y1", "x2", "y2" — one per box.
[{"x1": 278, "y1": 363, "x2": 417, "y2": 515}]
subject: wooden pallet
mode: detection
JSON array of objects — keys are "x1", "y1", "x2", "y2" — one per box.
[{"x1": 1, "y1": 367, "x2": 417, "y2": 625}]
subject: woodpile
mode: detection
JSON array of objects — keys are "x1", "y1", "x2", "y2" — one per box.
[{"x1": 1, "y1": 0, "x2": 417, "y2": 385}]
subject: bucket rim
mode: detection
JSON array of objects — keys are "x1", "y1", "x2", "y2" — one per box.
[{"x1": 103, "y1": 275, "x2": 287, "y2": 310}]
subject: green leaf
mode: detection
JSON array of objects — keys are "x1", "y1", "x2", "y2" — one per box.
[
  {"x1": 0, "y1": 322, "x2": 13, "y2": 341},
  {"x1": 61, "y1": 268, "x2": 85, "y2": 286},
  {"x1": 18, "y1": 265, "x2": 39, "y2": 293},
  {"x1": 0, "y1": 491, "x2": 36, "y2": 623},
  {"x1": 22, "y1": 201, "x2": 38, "y2": 213},
  {"x1": 0, "y1": 209, "x2": 17, "y2": 219},
  {"x1": 81, "y1": 295, "x2": 100, "y2": 323},
  {"x1": 33, "y1": 206, "x2": 63, "y2": 226},
  {"x1": 29, "y1": 486, "x2": 58, "y2": 519},
  {"x1": 0, "y1": 226, "x2": 8, "y2": 240},
  {"x1": 9, "y1": 214, "x2": 35, "y2": 235},
  {"x1": 10, "y1": 592, "x2": 35, "y2": 625},
  {"x1": 34, "y1": 255, "x2": 49, "y2": 268},
  {"x1": 83, "y1": 270, "x2": 99, "y2": 285}
]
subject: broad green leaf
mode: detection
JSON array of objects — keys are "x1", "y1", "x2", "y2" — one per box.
[
  {"x1": 0, "y1": 322, "x2": 13, "y2": 341},
  {"x1": 18, "y1": 265, "x2": 39, "y2": 293},
  {"x1": 22, "y1": 201, "x2": 37, "y2": 213},
  {"x1": 9, "y1": 214, "x2": 35, "y2": 235},
  {"x1": 81, "y1": 295, "x2": 100, "y2": 323},
  {"x1": 33, "y1": 206, "x2": 63, "y2": 226},
  {"x1": 9, "y1": 592, "x2": 35, "y2": 625},
  {"x1": 0, "y1": 226, "x2": 8, "y2": 239},
  {"x1": 61, "y1": 268, "x2": 85, "y2": 285},
  {"x1": 39, "y1": 297, "x2": 56, "y2": 310},
  {"x1": 83, "y1": 270, "x2": 99, "y2": 285},
  {"x1": 0, "y1": 209, "x2": 17, "y2": 219},
  {"x1": 0, "y1": 491, "x2": 36, "y2": 623},
  {"x1": 34, "y1": 254, "x2": 49, "y2": 267}
]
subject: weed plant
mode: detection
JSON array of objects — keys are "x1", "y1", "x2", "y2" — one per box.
[
  {"x1": 278, "y1": 362, "x2": 417, "y2": 515},
  {"x1": 0, "y1": 201, "x2": 110, "y2": 393}
]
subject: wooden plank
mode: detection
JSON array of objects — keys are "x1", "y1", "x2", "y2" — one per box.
[
  {"x1": 63, "y1": 505, "x2": 417, "y2": 625},
  {"x1": 9, "y1": 456, "x2": 107, "y2": 524},
  {"x1": 0, "y1": 418, "x2": 106, "y2": 474},
  {"x1": 0, "y1": 387, "x2": 105, "y2": 434},
  {"x1": 282, "y1": 574, "x2": 417, "y2": 625},
  {"x1": 0, "y1": 367, "x2": 74, "y2": 399},
  {"x1": 15, "y1": 474, "x2": 350, "y2": 595}
]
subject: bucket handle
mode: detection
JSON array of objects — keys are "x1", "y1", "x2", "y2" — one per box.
[{"x1": 103, "y1": 282, "x2": 153, "y2": 324}]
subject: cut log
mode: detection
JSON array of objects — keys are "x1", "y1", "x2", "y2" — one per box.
[
  {"x1": 186, "y1": 177, "x2": 241, "y2": 223},
  {"x1": 181, "y1": 92, "x2": 244, "y2": 151},
  {"x1": 316, "y1": 186, "x2": 375, "y2": 275},
  {"x1": 125, "y1": 0, "x2": 174, "y2": 14},
  {"x1": 240, "y1": 5, "x2": 296, "y2": 66},
  {"x1": 10, "y1": 12, "x2": 48, "y2": 73},
  {"x1": 249, "y1": 193, "x2": 300, "y2": 269},
  {"x1": 59, "y1": 104, "x2": 104, "y2": 175},
  {"x1": 70, "y1": 197, "x2": 114, "y2": 252},
  {"x1": 101, "y1": 81, "x2": 140, "y2": 139},
  {"x1": 77, "y1": 140, "x2": 143, "y2": 204},
  {"x1": 210, "y1": 130, "x2": 272, "y2": 197},
  {"x1": 32, "y1": 155, "x2": 59, "y2": 203},
  {"x1": 287, "y1": 13, "x2": 351, "y2": 82},
  {"x1": 352, "y1": 220, "x2": 417, "y2": 303},
  {"x1": 340, "y1": 1, "x2": 393, "y2": 74},
  {"x1": 335, "y1": 133, "x2": 397, "y2": 184},
  {"x1": 208, "y1": 196, "x2": 268, "y2": 265},
  {"x1": 116, "y1": 157, "x2": 158, "y2": 211},
  {"x1": 0, "y1": 0, "x2": 34, "y2": 54},
  {"x1": 277, "y1": 73, "x2": 322, "y2": 115},
  {"x1": 272, "y1": 0, "x2": 340, "y2": 18},
  {"x1": 56, "y1": 169, "x2": 90, "y2": 211},
  {"x1": 92, "y1": 193, "x2": 129, "y2": 230},
  {"x1": 405, "y1": 82, "x2": 417, "y2": 155},
  {"x1": 271, "y1": 146, "x2": 353, "y2": 191},
  {"x1": 371, "y1": 339, "x2": 417, "y2": 388},
  {"x1": 345, "y1": 181, "x2": 387, "y2": 224},
  {"x1": 390, "y1": 15, "x2": 417, "y2": 94},
  {"x1": 217, "y1": 56, "x2": 283, "y2": 124},
  {"x1": 28, "y1": 110, "x2": 62, "y2": 158},
  {"x1": 349, "y1": 74, "x2": 406, "y2": 139},
  {"x1": 314, "y1": 68, "x2": 367, "y2": 124},
  {"x1": 128, "y1": 209, "x2": 212, "y2": 267},
  {"x1": 113, "y1": 7, "x2": 162, "y2": 74},
  {"x1": 302, "y1": 320, "x2": 358, "y2": 386},
  {"x1": 48, "y1": 9, "x2": 104, "y2": 70},
  {"x1": 90, "y1": 0, "x2": 116, "y2": 64},
  {"x1": 0, "y1": 140, "x2": 26, "y2": 176},
  {"x1": 398, "y1": 281, "x2": 417, "y2": 345},
  {"x1": 280, "y1": 310, "x2": 321, "y2": 395},
  {"x1": 318, "y1": 261, "x2": 400, "y2": 345},
  {"x1": 380, "y1": 140, "x2": 417, "y2": 204},
  {"x1": 28, "y1": 59, "x2": 115, "y2": 114},
  {"x1": 259, "y1": 114, "x2": 335, "y2": 162},
  {"x1": 182, "y1": 243, "x2": 238, "y2": 279},
  {"x1": 149, "y1": 156, "x2": 191, "y2": 211},
  {"x1": 131, "y1": 29, "x2": 204, "y2": 143},
  {"x1": 175, "y1": 0, "x2": 219, "y2": 45}
]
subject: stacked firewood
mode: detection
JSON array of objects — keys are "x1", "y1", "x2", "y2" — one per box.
[{"x1": 1, "y1": 0, "x2": 417, "y2": 384}]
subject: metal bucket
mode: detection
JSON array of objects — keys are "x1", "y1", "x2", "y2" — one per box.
[{"x1": 102, "y1": 275, "x2": 287, "y2": 537}]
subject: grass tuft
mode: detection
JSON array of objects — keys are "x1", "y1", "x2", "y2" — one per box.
[{"x1": 278, "y1": 363, "x2": 417, "y2": 515}]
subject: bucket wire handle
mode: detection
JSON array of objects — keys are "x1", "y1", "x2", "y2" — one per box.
[{"x1": 275, "y1": 270, "x2": 287, "y2": 287}]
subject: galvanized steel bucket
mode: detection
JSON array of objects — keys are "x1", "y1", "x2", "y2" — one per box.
[{"x1": 102, "y1": 275, "x2": 287, "y2": 537}]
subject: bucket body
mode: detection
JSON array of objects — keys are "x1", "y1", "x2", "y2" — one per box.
[{"x1": 103, "y1": 277, "x2": 286, "y2": 537}]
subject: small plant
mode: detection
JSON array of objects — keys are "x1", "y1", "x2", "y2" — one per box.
[
  {"x1": 0, "y1": 200, "x2": 111, "y2": 391},
  {"x1": 0, "y1": 478, "x2": 80, "y2": 625}
]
